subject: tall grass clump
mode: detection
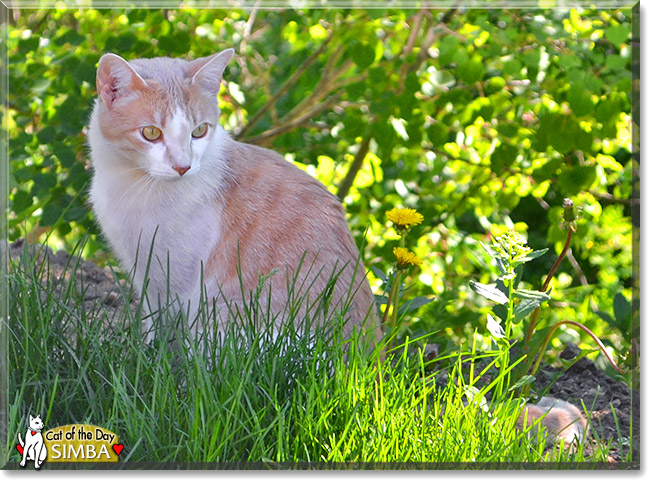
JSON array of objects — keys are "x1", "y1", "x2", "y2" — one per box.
[{"x1": 2, "y1": 241, "x2": 611, "y2": 467}]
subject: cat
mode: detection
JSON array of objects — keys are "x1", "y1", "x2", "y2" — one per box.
[
  {"x1": 87, "y1": 49, "x2": 381, "y2": 348},
  {"x1": 518, "y1": 396, "x2": 588, "y2": 446},
  {"x1": 17, "y1": 414, "x2": 48, "y2": 469},
  {"x1": 87, "y1": 49, "x2": 590, "y2": 449}
]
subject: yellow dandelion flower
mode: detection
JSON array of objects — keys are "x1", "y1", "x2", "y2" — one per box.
[
  {"x1": 386, "y1": 207, "x2": 424, "y2": 233},
  {"x1": 393, "y1": 247, "x2": 423, "y2": 268}
]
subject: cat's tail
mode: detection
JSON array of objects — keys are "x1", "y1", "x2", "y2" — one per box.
[{"x1": 18, "y1": 432, "x2": 24, "y2": 447}]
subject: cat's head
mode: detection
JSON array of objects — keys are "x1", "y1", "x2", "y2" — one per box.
[
  {"x1": 92, "y1": 49, "x2": 234, "y2": 180},
  {"x1": 29, "y1": 414, "x2": 44, "y2": 431}
]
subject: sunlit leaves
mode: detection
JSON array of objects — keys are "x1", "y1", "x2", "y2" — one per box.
[{"x1": 5, "y1": 7, "x2": 633, "y2": 362}]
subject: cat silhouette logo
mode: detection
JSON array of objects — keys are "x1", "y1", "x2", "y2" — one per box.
[
  {"x1": 17, "y1": 414, "x2": 48, "y2": 469},
  {"x1": 16, "y1": 417, "x2": 123, "y2": 466}
]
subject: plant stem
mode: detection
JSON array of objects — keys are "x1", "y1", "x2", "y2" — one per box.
[
  {"x1": 525, "y1": 228, "x2": 574, "y2": 345},
  {"x1": 529, "y1": 320, "x2": 625, "y2": 377},
  {"x1": 382, "y1": 270, "x2": 402, "y2": 347},
  {"x1": 497, "y1": 276, "x2": 515, "y2": 398},
  {"x1": 337, "y1": 136, "x2": 371, "y2": 200},
  {"x1": 236, "y1": 30, "x2": 335, "y2": 139}
]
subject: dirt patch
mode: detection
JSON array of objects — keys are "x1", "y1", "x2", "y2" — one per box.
[
  {"x1": 535, "y1": 344, "x2": 639, "y2": 462},
  {"x1": 7, "y1": 239, "x2": 136, "y2": 323},
  {"x1": 7, "y1": 240, "x2": 639, "y2": 464}
]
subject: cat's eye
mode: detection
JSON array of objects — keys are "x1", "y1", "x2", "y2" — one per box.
[
  {"x1": 141, "y1": 126, "x2": 162, "y2": 141},
  {"x1": 192, "y1": 123, "x2": 208, "y2": 139}
]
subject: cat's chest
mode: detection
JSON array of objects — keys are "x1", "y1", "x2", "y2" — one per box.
[{"x1": 92, "y1": 176, "x2": 220, "y2": 264}]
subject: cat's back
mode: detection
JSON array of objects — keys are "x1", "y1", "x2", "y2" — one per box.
[
  {"x1": 219, "y1": 138, "x2": 352, "y2": 247},
  {"x1": 206, "y1": 137, "x2": 375, "y2": 332}
]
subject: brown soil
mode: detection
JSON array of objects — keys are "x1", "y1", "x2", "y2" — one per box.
[
  {"x1": 535, "y1": 344, "x2": 639, "y2": 463},
  {"x1": 7, "y1": 239, "x2": 640, "y2": 464}
]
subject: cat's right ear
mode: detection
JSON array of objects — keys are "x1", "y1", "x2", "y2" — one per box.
[{"x1": 96, "y1": 53, "x2": 148, "y2": 107}]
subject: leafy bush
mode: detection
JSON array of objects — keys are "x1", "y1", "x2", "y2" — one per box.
[{"x1": 4, "y1": 6, "x2": 635, "y2": 372}]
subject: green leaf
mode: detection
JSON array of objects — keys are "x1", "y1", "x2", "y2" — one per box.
[
  {"x1": 426, "y1": 123, "x2": 449, "y2": 147},
  {"x1": 158, "y1": 31, "x2": 191, "y2": 54},
  {"x1": 469, "y1": 280, "x2": 509, "y2": 305},
  {"x1": 36, "y1": 126, "x2": 57, "y2": 144},
  {"x1": 507, "y1": 375, "x2": 535, "y2": 392},
  {"x1": 11, "y1": 189, "x2": 33, "y2": 212},
  {"x1": 348, "y1": 41, "x2": 375, "y2": 69},
  {"x1": 557, "y1": 55, "x2": 581, "y2": 69},
  {"x1": 74, "y1": 61, "x2": 97, "y2": 84},
  {"x1": 52, "y1": 145, "x2": 76, "y2": 168},
  {"x1": 605, "y1": 24, "x2": 630, "y2": 46},
  {"x1": 503, "y1": 58, "x2": 522, "y2": 76},
  {"x1": 558, "y1": 164, "x2": 597, "y2": 196},
  {"x1": 513, "y1": 295, "x2": 550, "y2": 324},
  {"x1": 567, "y1": 84, "x2": 593, "y2": 117},
  {"x1": 486, "y1": 313, "x2": 505, "y2": 339},
  {"x1": 63, "y1": 207, "x2": 87, "y2": 222},
  {"x1": 33, "y1": 172, "x2": 58, "y2": 192},
  {"x1": 480, "y1": 241, "x2": 503, "y2": 260},
  {"x1": 30, "y1": 77, "x2": 51, "y2": 95},
  {"x1": 613, "y1": 293, "x2": 631, "y2": 326},
  {"x1": 53, "y1": 28, "x2": 85, "y2": 47},
  {"x1": 40, "y1": 203, "x2": 63, "y2": 227},
  {"x1": 512, "y1": 248, "x2": 548, "y2": 266},
  {"x1": 605, "y1": 54, "x2": 628, "y2": 71},
  {"x1": 523, "y1": 50, "x2": 541, "y2": 67},
  {"x1": 18, "y1": 36, "x2": 39, "y2": 54},
  {"x1": 496, "y1": 122, "x2": 519, "y2": 138},
  {"x1": 398, "y1": 296, "x2": 435, "y2": 315},
  {"x1": 457, "y1": 58, "x2": 485, "y2": 84},
  {"x1": 371, "y1": 266, "x2": 389, "y2": 284},
  {"x1": 490, "y1": 143, "x2": 518, "y2": 174},
  {"x1": 596, "y1": 98, "x2": 622, "y2": 123},
  {"x1": 437, "y1": 35, "x2": 459, "y2": 66},
  {"x1": 389, "y1": 117, "x2": 409, "y2": 141},
  {"x1": 595, "y1": 310, "x2": 617, "y2": 329},
  {"x1": 513, "y1": 289, "x2": 551, "y2": 302},
  {"x1": 549, "y1": 116, "x2": 580, "y2": 154},
  {"x1": 374, "y1": 294, "x2": 388, "y2": 306},
  {"x1": 105, "y1": 32, "x2": 137, "y2": 52}
]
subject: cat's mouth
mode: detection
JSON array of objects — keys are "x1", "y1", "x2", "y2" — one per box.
[{"x1": 147, "y1": 165, "x2": 197, "y2": 181}]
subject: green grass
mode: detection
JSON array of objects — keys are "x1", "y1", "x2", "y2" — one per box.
[{"x1": 2, "y1": 243, "x2": 616, "y2": 467}]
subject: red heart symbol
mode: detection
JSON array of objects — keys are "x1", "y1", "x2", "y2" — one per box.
[
  {"x1": 112, "y1": 444, "x2": 124, "y2": 456},
  {"x1": 16, "y1": 444, "x2": 23, "y2": 455},
  {"x1": 31, "y1": 431, "x2": 36, "y2": 436}
]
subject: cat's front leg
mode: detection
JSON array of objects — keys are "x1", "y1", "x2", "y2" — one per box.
[
  {"x1": 36, "y1": 443, "x2": 47, "y2": 467},
  {"x1": 19, "y1": 444, "x2": 30, "y2": 467},
  {"x1": 33, "y1": 446, "x2": 43, "y2": 469}
]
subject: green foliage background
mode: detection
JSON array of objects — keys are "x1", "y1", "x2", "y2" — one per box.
[{"x1": 4, "y1": 5, "x2": 635, "y2": 373}]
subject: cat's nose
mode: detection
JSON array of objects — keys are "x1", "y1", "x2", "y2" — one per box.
[{"x1": 173, "y1": 165, "x2": 191, "y2": 176}]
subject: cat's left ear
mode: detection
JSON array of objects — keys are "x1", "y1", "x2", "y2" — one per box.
[{"x1": 187, "y1": 49, "x2": 235, "y2": 97}]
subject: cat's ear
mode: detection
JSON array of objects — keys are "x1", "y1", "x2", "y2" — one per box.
[
  {"x1": 29, "y1": 414, "x2": 34, "y2": 421},
  {"x1": 187, "y1": 49, "x2": 235, "y2": 97},
  {"x1": 96, "y1": 53, "x2": 148, "y2": 107}
]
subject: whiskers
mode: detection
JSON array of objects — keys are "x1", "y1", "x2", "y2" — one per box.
[{"x1": 115, "y1": 168, "x2": 158, "y2": 206}]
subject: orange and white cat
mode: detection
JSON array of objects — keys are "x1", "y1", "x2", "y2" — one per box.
[{"x1": 88, "y1": 49, "x2": 380, "y2": 345}]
